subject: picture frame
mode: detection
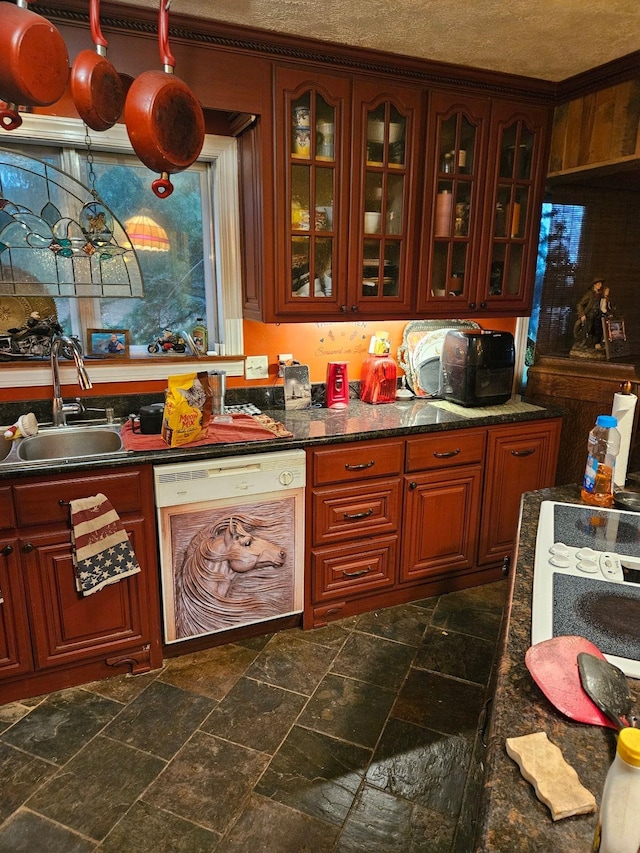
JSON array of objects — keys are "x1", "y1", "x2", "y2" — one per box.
[
  {"x1": 87, "y1": 328, "x2": 129, "y2": 357},
  {"x1": 602, "y1": 317, "x2": 630, "y2": 360}
]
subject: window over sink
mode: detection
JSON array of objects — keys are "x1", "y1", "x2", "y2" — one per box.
[{"x1": 0, "y1": 114, "x2": 244, "y2": 379}]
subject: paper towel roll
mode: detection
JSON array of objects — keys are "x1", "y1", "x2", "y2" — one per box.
[
  {"x1": 612, "y1": 392, "x2": 637, "y2": 488},
  {"x1": 435, "y1": 190, "x2": 452, "y2": 237}
]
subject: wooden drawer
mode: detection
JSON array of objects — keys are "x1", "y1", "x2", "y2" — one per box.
[
  {"x1": 311, "y1": 536, "x2": 397, "y2": 602},
  {"x1": 310, "y1": 439, "x2": 404, "y2": 486},
  {"x1": 311, "y1": 479, "x2": 400, "y2": 546},
  {"x1": 0, "y1": 487, "x2": 15, "y2": 531},
  {"x1": 405, "y1": 429, "x2": 485, "y2": 473},
  {"x1": 13, "y1": 469, "x2": 145, "y2": 528}
]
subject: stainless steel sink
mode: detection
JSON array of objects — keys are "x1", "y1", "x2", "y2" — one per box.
[
  {"x1": 17, "y1": 426, "x2": 124, "y2": 462},
  {"x1": 0, "y1": 438, "x2": 13, "y2": 462}
]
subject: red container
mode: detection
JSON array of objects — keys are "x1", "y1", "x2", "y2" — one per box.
[
  {"x1": 327, "y1": 361, "x2": 349, "y2": 408},
  {"x1": 360, "y1": 354, "x2": 397, "y2": 404}
]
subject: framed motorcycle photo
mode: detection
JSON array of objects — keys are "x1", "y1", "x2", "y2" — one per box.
[{"x1": 88, "y1": 328, "x2": 129, "y2": 357}]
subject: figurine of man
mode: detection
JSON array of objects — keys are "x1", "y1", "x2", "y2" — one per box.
[{"x1": 574, "y1": 277, "x2": 604, "y2": 347}]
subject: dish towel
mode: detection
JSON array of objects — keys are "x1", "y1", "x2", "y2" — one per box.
[{"x1": 70, "y1": 493, "x2": 141, "y2": 596}]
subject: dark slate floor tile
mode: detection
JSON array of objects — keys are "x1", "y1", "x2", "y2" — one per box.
[
  {"x1": 293, "y1": 619, "x2": 355, "y2": 651},
  {"x1": 336, "y1": 784, "x2": 457, "y2": 853},
  {"x1": 26, "y1": 736, "x2": 165, "y2": 842},
  {"x1": 255, "y1": 725, "x2": 370, "y2": 826},
  {"x1": 0, "y1": 742, "x2": 56, "y2": 823},
  {"x1": 143, "y1": 730, "x2": 268, "y2": 834},
  {"x1": 441, "y1": 580, "x2": 508, "y2": 614},
  {"x1": 0, "y1": 809, "x2": 96, "y2": 853},
  {"x1": 99, "y1": 800, "x2": 220, "y2": 853},
  {"x1": 353, "y1": 603, "x2": 430, "y2": 646},
  {"x1": 82, "y1": 669, "x2": 161, "y2": 704},
  {"x1": 392, "y1": 669, "x2": 485, "y2": 737},
  {"x1": 219, "y1": 794, "x2": 339, "y2": 853},
  {"x1": 298, "y1": 673, "x2": 396, "y2": 748},
  {"x1": 330, "y1": 631, "x2": 416, "y2": 691},
  {"x1": 414, "y1": 627, "x2": 496, "y2": 685},
  {"x1": 451, "y1": 730, "x2": 487, "y2": 853},
  {"x1": 244, "y1": 632, "x2": 335, "y2": 695},
  {"x1": 431, "y1": 596, "x2": 504, "y2": 643},
  {"x1": 0, "y1": 702, "x2": 31, "y2": 734},
  {"x1": 103, "y1": 679, "x2": 215, "y2": 760},
  {"x1": 159, "y1": 643, "x2": 258, "y2": 700},
  {"x1": 233, "y1": 632, "x2": 275, "y2": 651},
  {"x1": 1, "y1": 688, "x2": 121, "y2": 766},
  {"x1": 367, "y1": 717, "x2": 472, "y2": 815},
  {"x1": 201, "y1": 676, "x2": 307, "y2": 754}
]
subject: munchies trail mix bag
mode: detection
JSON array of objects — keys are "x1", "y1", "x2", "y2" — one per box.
[{"x1": 161, "y1": 372, "x2": 213, "y2": 447}]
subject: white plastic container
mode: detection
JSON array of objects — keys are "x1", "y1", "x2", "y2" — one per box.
[
  {"x1": 580, "y1": 414, "x2": 621, "y2": 507},
  {"x1": 593, "y1": 726, "x2": 640, "y2": 853}
]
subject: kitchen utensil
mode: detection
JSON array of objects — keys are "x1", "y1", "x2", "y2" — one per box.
[
  {"x1": 525, "y1": 635, "x2": 617, "y2": 729},
  {"x1": 0, "y1": 0, "x2": 69, "y2": 131},
  {"x1": 124, "y1": 0, "x2": 205, "y2": 198},
  {"x1": 70, "y1": 0, "x2": 125, "y2": 132},
  {"x1": 613, "y1": 489, "x2": 640, "y2": 512},
  {"x1": 577, "y1": 652, "x2": 635, "y2": 730}
]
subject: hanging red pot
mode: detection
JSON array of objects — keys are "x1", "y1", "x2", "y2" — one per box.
[
  {"x1": 70, "y1": 0, "x2": 125, "y2": 132},
  {"x1": 0, "y1": 0, "x2": 69, "y2": 131},
  {"x1": 124, "y1": 0, "x2": 205, "y2": 199}
]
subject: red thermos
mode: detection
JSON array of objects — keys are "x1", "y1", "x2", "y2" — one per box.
[
  {"x1": 360, "y1": 353, "x2": 397, "y2": 404},
  {"x1": 326, "y1": 361, "x2": 349, "y2": 408}
]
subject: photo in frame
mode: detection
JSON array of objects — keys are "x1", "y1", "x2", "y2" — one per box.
[
  {"x1": 87, "y1": 328, "x2": 129, "y2": 357},
  {"x1": 602, "y1": 317, "x2": 630, "y2": 360}
]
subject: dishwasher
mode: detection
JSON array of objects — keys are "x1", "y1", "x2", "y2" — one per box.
[{"x1": 154, "y1": 449, "x2": 306, "y2": 644}]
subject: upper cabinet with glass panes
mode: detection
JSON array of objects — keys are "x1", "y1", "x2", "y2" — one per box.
[
  {"x1": 274, "y1": 67, "x2": 421, "y2": 319},
  {"x1": 417, "y1": 94, "x2": 549, "y2": 317}
]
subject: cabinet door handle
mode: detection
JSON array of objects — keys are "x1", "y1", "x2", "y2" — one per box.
[
  {"x1": 433, "y1": 448, "x2": 460, "y2": 458},
  {"x1": 511, "y1": 448, "x2": 536, "y2": 457},
  {"x1": 1, "y1": 544, "x2": 13, "y2": 557},
  {"x1": 469, "y1": 302, "x2": 476, "y2": 310},
  {"x1": 342, "y1": 566, "x2": 371, "y2": 578},
  {"x1": 21, "y1": 542, "x2": 35, "y2": 553},
  {"x1": 350, "y1": 305, "x2": 358, "y2": 312},
  {"x1": 479, "y1": 301, "x2": 487, "y2": 309},
  {"x1": 339, "y1": 305, "x2": 347, "y2": 313},
  {"x1": 345, "y1": 460, "x2": 375, "y2": 471},
  {"x1": 343, "y1": 508, "x2": 374, "y2": 520},
  {"x1": 409, "y1": 481, "x2": 418, "y2": 490}
]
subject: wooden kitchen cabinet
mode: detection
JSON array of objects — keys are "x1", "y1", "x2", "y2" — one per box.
[
  {"x1": 478, "y1": 418, "x2": 561, "y2": 566},
  {"x1": 273, "y1": 66, "x2": 421, "y2": 320},
  {"x1": 418, "y1": 94, "x2": 550, "y2": 317},
  {"x1": 0, "y1": 465, "x2": 163, "y2": 704},
  {"x1": 305, "y1": 418, "x2": 561, "y2": 628}
]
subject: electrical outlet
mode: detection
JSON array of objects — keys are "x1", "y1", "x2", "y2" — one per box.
[{"x1": 245, "y1": 355, "x2": 269, "y2": 380}]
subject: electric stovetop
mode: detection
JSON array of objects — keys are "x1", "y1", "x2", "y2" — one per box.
[{"x1": 531, "y1": 500, "x2": 640, "y2": 679}]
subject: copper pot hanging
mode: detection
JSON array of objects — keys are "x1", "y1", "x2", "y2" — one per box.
[
  {"x1": 124, "y1": 0, "x2": 205, "y2": 198},
  {"x1": 0, "y1": 0, "x2": 69, "y2": 131},
  {"x1": 70, "y1": 0, "x2": 124, "y2": 132}
]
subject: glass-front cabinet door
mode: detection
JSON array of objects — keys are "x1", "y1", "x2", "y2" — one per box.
[
  {"x1": 479, "y1": 101, "x2": 549, "y2": 313},
  {"x1": 276, "y1": 68, "x2": 350, "y2": 316},
  {"x1": 350, "y1": 83, "x2": 421, "y2": 316},
  {"x1": 417, "y1": 93, "x2": 490, "y2": 314}
]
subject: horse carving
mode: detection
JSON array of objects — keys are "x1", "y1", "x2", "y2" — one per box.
[{"x1": 175, "y1": 514, "x2": 289, "y2": 638}]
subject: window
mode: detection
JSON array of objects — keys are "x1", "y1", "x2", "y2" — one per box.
[{"x1": 0, "y1": 114, "x2": 244, "y2": 372}]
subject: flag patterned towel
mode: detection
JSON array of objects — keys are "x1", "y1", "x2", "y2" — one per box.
[{"x1": 70, "y1": 493, "x2": 141, "y2": 596}]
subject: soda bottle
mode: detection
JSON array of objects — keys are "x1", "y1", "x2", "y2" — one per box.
[{"x1": 580, "y1": 415, "x2": 621, "y2": 507}]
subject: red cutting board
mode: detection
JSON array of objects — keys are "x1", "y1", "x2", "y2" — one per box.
[{"x1": 525, "y1": 635, "x2": 616, "y2": 729}]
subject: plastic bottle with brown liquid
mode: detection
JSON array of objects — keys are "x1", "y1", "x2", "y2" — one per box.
[{"x1": 580, "y1": 415, "x2": 620, "y2": 508}]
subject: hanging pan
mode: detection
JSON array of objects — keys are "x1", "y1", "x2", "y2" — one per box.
[
  {"x1": 70, "y1": 0, "x2": 125, "y2": 132},
  {"x1": 0, "y1": 0, "x2": 69, "y2": 131},
  {"x1": 124, "y1": 0, "x2": 205, "y2": 198}
]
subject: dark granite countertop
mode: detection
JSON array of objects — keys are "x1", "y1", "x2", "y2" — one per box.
[
  {"x1": 475, "y1": 485, "x2": 640, "y2": 852},
  {"x1": 0, "y1": 395, "x2": 562, "y2": 480}
]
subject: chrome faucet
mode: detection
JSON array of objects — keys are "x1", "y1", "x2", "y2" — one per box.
[{"x1": 51, "y1": 335, "x2": 92, "y2": 427}]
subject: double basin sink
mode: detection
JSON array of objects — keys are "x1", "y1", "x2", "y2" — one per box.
[{"x1": 0, "y1": 423, "x2": 126, "y2": 467}]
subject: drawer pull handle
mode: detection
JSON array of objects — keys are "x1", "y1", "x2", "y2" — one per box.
[
  {"x1": 342, "y1": 566, "x2": 372, "y2": 578},
  {"x1": 343, "y1": 508, "x2": 374, "y2": 520},
  {"x1": 22, "y1": 542, "x2": 35, "y2": 553},
  {"x1": 1, "y1": 544, "x2": 13, "y2": 557},
  {"x1": 345, "y1": 460, "x2": 375, "y2": 471},
  {"x1": 433, "y1": 448, "x2": 460, "y2": 458},
  {"x1": 511, "y1": 448, "x2": 536, "y2": 457}
]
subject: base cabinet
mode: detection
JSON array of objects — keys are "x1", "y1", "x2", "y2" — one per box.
[
  {"x1": 0, "y1": 466, "x2": 163, "y2": 704},
  {"x1": 305, "y1": 417, "x2": 561, "y2": 627}
]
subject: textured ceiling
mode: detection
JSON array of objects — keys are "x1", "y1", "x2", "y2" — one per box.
[{"x1": 112, "y1": 0, "x2": 640, "y2": 82}]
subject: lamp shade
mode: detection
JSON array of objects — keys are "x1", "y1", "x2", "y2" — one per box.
[{"x1": 124, "y1": 214, "x2": 170, "y2": 252}]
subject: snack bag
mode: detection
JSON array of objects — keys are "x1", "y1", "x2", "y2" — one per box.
[{"x1": 161, "y1": 372, "x2": 213, "y2": 447}]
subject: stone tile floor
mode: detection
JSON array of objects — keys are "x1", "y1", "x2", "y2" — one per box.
[{"x1": 0, "y1": 581, "x2": 507, "y2": 852}]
